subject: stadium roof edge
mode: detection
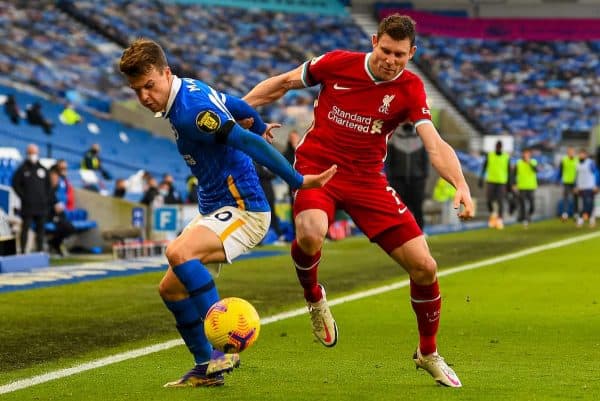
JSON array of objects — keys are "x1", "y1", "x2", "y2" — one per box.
[{"x1": 162, "y1": 0, "x2": 348, "y2": 15}]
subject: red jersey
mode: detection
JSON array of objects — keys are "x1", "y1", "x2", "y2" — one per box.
[{"x1": 296, "y1": 50, "x2": 432, "y2": 177}]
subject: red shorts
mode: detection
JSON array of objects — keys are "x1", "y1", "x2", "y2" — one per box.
[{"x1": 293, "y1": 172, "x2": 422, "y2": 252}]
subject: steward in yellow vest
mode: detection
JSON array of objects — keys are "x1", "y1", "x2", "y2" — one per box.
[
  {"x1": 513, "y1": 148, "x2": 537, "y2": 226},
  {"x1": 479, "y1": 140, "x2": 510, "y2": 229},
  {"x1": 557, "y1": 146, "x2": 579, "y2": 220}
]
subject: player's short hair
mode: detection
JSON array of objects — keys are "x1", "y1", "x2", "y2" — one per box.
[
  {"x1": 377, "y1": 14, "x2": 416, "y2": 46},
  {"x1": 119, "y1": 38, "x2": 168, "y2": 77}
]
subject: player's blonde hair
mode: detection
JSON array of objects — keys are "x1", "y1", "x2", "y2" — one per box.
[
  {"x1": 377, "y1": 14, "x2": 416, "y2": 46},
  {"x1": 119, "y1": 38, "x2": 168, "y2": 77}
]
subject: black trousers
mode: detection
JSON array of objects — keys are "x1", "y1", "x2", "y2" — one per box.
[
  {"x1": 517, "y1": 190, "x2": 535, "y2": 222},
  {"x1": 388, "y1": 177, "x2": 426, "y2": 229},
  {"x1": 486, "y1": 183, "x2": 507, "y2": 218},
  {"x1": 20, "y1": 214, "x2": 46, "y2": 253},
  {"x1": 261, "y1": 180, "x2": 282, "y2": 236},
  {"x1": 48, "y1": 213, "x2": 76, "y2": 251}
]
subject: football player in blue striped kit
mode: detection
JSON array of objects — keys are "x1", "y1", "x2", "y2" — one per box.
[{"x1": 120, "y1": 38, "x2": 336, "y2": 388}]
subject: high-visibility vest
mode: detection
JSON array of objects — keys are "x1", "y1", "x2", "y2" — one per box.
[
  {"x1": 486, "y1": 152, "x2": 509, "y2": 184},
  {"x1": 561, "y1": 156, "x2": 578, "y2": 184},
  {"x1": 516, "y1": 159, "x2": 538, "y2": 190},
  {"x1": 433, "y1": 178, "x2": 456, "y2": 203}
]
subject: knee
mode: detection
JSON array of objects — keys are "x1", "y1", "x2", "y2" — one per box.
[
  {"x1": 296, "y1": 231, "x2": 325, "y2": 255},
  {"x1": 410, "y1": 255, "x2": 438, "y2": 285},
  {"x1": 165, "y1": 240, "x2": 187, "y2": 267}
]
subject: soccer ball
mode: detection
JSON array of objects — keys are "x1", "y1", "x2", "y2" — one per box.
[{"x1": 204, "y1": 297, "x2": 261, "y2": 353}]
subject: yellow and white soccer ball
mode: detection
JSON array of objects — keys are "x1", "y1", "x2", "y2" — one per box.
[{"x1": 204, "y1": 297, "x2": 261, "y2": 353}]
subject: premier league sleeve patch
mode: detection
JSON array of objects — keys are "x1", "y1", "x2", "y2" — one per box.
[{"x1": 195, "y1": 110, "x2": 221, "y2": 133}]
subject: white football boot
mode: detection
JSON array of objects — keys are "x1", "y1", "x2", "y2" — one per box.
[
  {"x1": 413, "y1": 348, "x2": 462, "y2": 387},
  {"x1": 307, "y1": 285, "x2": 338, "y2": 347}
]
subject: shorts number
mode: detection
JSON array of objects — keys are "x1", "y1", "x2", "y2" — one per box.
[
  {"x1": 386, "y1": 186, "x2": 408, "y2": 214},
  {"x1": 214, "y1": 211, "x2": 233, "y2": 222}
]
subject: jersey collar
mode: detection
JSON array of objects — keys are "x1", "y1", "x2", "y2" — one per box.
[
  {"x1": 364, "y1": 53, "x2": 404, "y2": 84},
  {"x1": 154, "y1": 75, "x2": 182, "y2": 118}
]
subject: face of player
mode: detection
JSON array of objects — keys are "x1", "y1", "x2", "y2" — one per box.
[
  {"x1": 127, "y1": 66, "x2": 172, "y2": 113},
  {"x1": 370, "y1": 34, "x2": 416, "y2": 81}
]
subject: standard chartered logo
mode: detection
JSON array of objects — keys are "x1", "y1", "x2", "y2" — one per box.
[
  {"x1": 327, "y1": 106, "x2": 384, "y2": 135},
  {"x1": 370, "y1": 119, "x2": 384, "y2": 134}
]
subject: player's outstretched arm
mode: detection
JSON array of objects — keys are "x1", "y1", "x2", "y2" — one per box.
[
  {"x1": 225, "y1": 122, "x2": 335, "y2": 189},
  {"x1": 416, "y1": 123, "x2": 475, "y2": 220},
  {"x1": 300, "y1": 165, "x2": 337, "y2": 189},
  {"x1": 243, "y1": 64, "x2": 305, "y2": 108}
]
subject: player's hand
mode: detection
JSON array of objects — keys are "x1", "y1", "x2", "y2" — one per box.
[
  {"x1": 262, "y1": 123, "x2": 281, "y2": 144},
  {"x1": 300, "y1": 165, "x2": 337, "y2": 189},
  {"x1": 453, "y1": 185, "x2": 475, "y2": 220}
]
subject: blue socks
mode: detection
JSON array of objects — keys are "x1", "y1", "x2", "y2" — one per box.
[{"x1": 163, "y1": 259, "x2": 220, "y2": 365}]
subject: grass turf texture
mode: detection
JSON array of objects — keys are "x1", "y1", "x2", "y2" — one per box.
[{"x1": 1, "y1": 219, "x2": 598, "y2": 400}]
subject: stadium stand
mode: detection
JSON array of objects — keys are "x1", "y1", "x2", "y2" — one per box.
[
  {"x1": 0, "y1": 1, "x2": 124, "y2": 112},
  {"x1": 0, "y1": 86, "x2": 186, "y2": 192},
  {"x1": 59, "y1": 0, "x2": 371, "y2": 102},
  {"x1": 375, "y1": 8, "x2": 600, "y2": 152}
]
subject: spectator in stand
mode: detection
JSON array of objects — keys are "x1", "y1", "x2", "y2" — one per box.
[
  {"x1": 574, "y1": 148, "x2": 599, "y2": 228},
  {"x1": 113, "y1": 178, "x2": 128, "y2": 198},
  {"x1": 283, "y1": 129, "x2": 300, "y2": 167},
  {"x1": 11, "y1": 144, "x2": 52, "y2": 253},
  {"x1": 26, "y1": 102, "x2": 53, "y2": 135},
  {"x1": 81, "y1": 143, "x2": 112, "y2": 180},
  {"x1": 186, "y1": 175, "x2": 198, "y2": 204},
  {"x1": 141, "y1": 176, "x2": 160, "y2": 206},
  {"x1": 254, "y1": 162, "x2": 285, "y2": 243},
  {"x1": 59, "y1": 103, "x2": 82, "y2": 125},
  {"x1": 162, "y1": 173, "x2": 182, "y2": 204},
  {"x1": 385, "y1": 122, "x2": 429, "y2": 230},
  {"x1": 52, "y1": 160, "x2": 75, "y2": 211},
  {"x1": 479, "y1": 140, "x2": 511, "y2": 229},
  {"x1": 159, "y1": 180, "x2": 179, "y2": 205},
  {"x1": 283, "y1": 129, "x2": 300, "y2": 235},
  {"x1": 557, "y1": 146, "x2": 579, "y2": 221},
  {"x1": 4, "y1": 94, "x2": 20, "y2": 124},
  {"x1": 48, "y1": 161, "x2": 76, "y2": 256}
]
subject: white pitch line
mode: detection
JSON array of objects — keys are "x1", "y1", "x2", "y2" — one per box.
[{"x1": 2, "y1": 230, "x2": 599, "y2": 395}]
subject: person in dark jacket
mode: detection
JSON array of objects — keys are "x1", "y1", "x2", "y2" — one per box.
[
  {"x1": 4, "y1": 94, "x2": 20, "y2": 124},
  {"x1": 385, "y1": 122, "x2": 429, "y2": 229},
  {"x1": 254, "y1": 161, "x2": 284, "y2": 240},
  {"x1": 162, "y1": 173, "x2": 182, "y2": 204},
  {"x1": 140, "y1": 176, "x2": 160, "y2": 206},
  {"x1": 11, "y1": 144, "x2": 52, "y2": 253},
  {"x1": 25, "y1": 102, "x2": 53, "y2": 135},
  {"x1": 81, "y1": 143, "x2": 112, "y2": 181}
]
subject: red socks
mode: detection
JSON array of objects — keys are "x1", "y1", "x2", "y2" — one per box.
[
  {"x1": 291, "y1": 240, "x2": 322, "y2": 303},
  {"x1": 410, "y1": 279, "x2": 441, "y2": 355}
]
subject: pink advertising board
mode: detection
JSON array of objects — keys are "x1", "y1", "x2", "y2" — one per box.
[{"x1": 379, "y1": 9, "x2": 600, "y2": 40}]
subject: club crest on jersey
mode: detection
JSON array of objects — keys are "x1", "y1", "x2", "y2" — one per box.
[
  {"x1": 196, "y1": 110, "x2": 221, "y2": 133},
  {"x1": 378, "y1": 94, "x2": 395, "y2": 114}
]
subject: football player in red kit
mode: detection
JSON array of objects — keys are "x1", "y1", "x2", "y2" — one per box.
[{"x1": 244, "y1": 14, "x2": 474, "y2": 387}]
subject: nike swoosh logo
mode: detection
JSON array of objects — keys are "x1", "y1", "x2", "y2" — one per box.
[
  {"x1": 333, "y1": 83, "x2": 351, "y2": 90},
  {"x1": 322, "y1": 317, "x2": 333, "y2": 343},
  {"x1": 398, "y1": 206, "x2": 408, "y2": 214}
]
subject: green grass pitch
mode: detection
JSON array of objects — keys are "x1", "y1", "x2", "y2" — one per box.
[{"x1": 0, "y1": 220, "x2": 599, "y2": 400}]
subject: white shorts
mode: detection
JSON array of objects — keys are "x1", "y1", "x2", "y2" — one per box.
[{"x1": 183, "y1": 206, "x2": 271, "y2": 263}]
